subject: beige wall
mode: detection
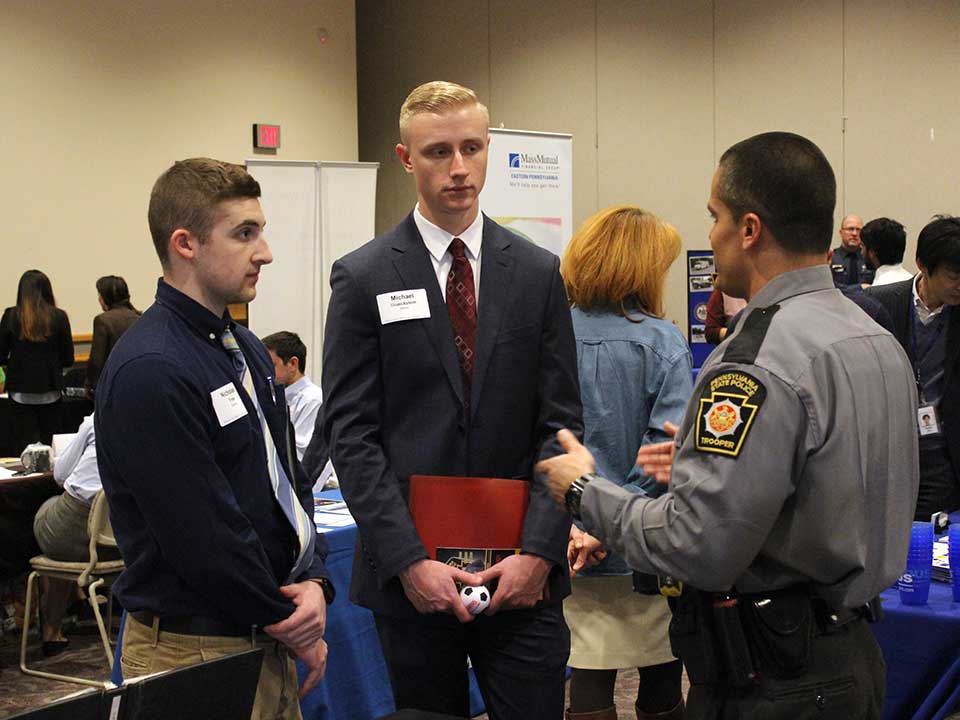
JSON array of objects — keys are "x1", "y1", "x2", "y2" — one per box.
[
  {"x1": 358, "y1": 0, "x2": 960, "y2": 331},
  {"x1": 2, "y1": 0, "x2": 358, "y2": 333}
]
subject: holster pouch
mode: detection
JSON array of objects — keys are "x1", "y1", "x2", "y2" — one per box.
[
  {"x1": 712, "y1": 595, "x2": 757, "y2": 688},
  {"x1": 668, "y1": 589, "x2": 720, "y2": 685},
  {"x1": 743, "y1": 589, "x2": 813, "y2": 679},
  {"x1": 633, "y1": 571, "x2": 661, "y2": 595}
]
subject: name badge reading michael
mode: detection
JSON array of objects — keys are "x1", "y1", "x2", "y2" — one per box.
[
  {"x1": 377, "y1": 288, "x2": 430, "y2": 325},
  {"x1": 211, "y1": 383, "x2": 248, "y2": 427}
]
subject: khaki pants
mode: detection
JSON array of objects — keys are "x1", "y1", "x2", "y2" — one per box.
[{"x1": 121, "y1": 615, "x2": 302, "y2": 720}]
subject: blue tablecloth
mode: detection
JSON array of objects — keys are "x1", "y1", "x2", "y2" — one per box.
[
  {"x1": 874, "y1": 581, "x2": 960, "y2": 720},
  {"x1": 300, "y1": 489, "x2": 485, "y2": 720},
  {"x1": 298, "y1": 489, "x2": 394, "y2": 720}
]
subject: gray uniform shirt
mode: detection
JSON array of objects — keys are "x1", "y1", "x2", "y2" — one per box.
[{"x1": 581, "y1": 265, "x2": 919, "y2": 610}]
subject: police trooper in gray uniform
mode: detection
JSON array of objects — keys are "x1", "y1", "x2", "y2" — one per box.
[{"x1": 538, "y1": 132, "x2": 919, "y2": 720}]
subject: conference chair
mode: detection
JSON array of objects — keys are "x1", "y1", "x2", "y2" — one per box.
[{"x1": 20, "y1": 490, "x2": 125, "y2": 686}]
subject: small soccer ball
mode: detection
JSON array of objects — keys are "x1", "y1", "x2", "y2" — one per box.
[{"x1": 459, "y1": 584, "x2": 490, "y2": 615}]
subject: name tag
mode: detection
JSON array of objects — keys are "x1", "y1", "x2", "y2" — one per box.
[
  {"x1": 211, "y1": 383, "x2": 248, "y2": 427},
  {"x1": 376, "y1": 288, "x2": 430, "y2": 325}
]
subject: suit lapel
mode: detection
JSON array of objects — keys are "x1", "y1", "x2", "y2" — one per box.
[
  {"x1": 471, "y1": 216, "x2": 515, "y2": 421},
  {"x1": 390, "y1": 214, "x2": 464, "y2": 406},
  {"x1": 945, "y1": 305, "x2": 960, "y2": 387}
]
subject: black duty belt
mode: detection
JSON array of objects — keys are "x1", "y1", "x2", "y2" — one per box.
[{"x1": 131, "y1": 610, "x2": 264, "y2": 638}]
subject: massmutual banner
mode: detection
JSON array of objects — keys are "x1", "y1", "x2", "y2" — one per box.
[{"x1": 481, "y1": 128, "x2": 573, "y2": 257}]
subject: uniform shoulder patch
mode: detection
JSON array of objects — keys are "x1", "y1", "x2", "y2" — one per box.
[{"x1": 694, "y1": 370, "x2": 767, "y2": 457}]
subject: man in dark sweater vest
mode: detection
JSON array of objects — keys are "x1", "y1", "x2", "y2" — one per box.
[{"x1": 868, "y1": 216, "x2": 960, "y2": 520}]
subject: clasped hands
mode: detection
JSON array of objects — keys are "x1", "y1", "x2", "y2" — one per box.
[{"x1": 399, "y1": 553, "x2": 552, "y2": 623}]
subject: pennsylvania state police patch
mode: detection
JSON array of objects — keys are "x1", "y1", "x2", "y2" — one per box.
[{"x1": 694, "y1": 370, "x2": 767, "y2": 457}]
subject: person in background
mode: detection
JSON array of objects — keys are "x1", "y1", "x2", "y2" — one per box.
[
  {"x1": 85, "y1": 275, "x2": 140, "y2": 397},
  {"x1": 261, "y1": 331, "x2": 334, "y2": 488},
  {"x1": 704, "y1": 287, "x2": 747, "y2": 345},
  {"x1": 830, "y1": 213, "x2": 873, "y2": 287},
  {"x1": 32, "y1": 413, "x2": 113, "y2": 655},
  {"x1": 860, "y1": 218, "x2": 913, "y2": 287},
  {"x1": 0, "y1": 270, "x2": 74, "y2": 452},
  {"x1": 867, "y1": 215, "x2": 960, "y2": 520},
  {"x1": 559, "y1": 205, "x2": 691, "y2": 720}
]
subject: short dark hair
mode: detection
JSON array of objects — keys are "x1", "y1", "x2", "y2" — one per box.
[
  {"x1": 148, "y1": 158, "x2": 261, "y2": 266},
  {"x1": 917, "y1": 215, "x2": 960, "y2": 275},
  {"x1": 860, "y1": 218, "x2": 906, "y2": 266},
  {"x1": 717, "y1": 132, "x2": 836, "y2": 255},
  {"x1": 261, "y1": 331, "x2": 306, "y2": 371}
]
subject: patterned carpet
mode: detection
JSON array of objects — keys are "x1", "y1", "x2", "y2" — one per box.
[{"x1": 0, "y1": 624, "x2": 112, "y2": 718}]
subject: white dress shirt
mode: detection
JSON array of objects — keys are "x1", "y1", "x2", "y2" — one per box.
[
  {"x1": 285, "y1": 375, "x2": 323, "y2": 460},
  {"x1": 53, "y1": 413, "x2": 101, "y2": 505},
  {"x1": 872, "y1": 263, "x2": 914, "y2": 287},
  {"x1": 413, "y1": 204, "x2": 483, "y2": 303},
  {"x1": 913, "y1": 274, "x2": 946, "y2": 326}
]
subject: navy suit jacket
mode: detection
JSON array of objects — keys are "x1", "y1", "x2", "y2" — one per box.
[
  {"x1": 867, "y1": 277, "x2": 960, "y2": 480},
  {"x1": 320, "y1": 213, "x2": 583, "y2": 619}
]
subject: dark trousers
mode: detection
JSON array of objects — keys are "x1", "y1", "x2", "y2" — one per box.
[
  {"x1": 915, "y1": 443, "x2": 960, "y2": 521},
  {"x1": 374, "y1": 604, "x2": 569, "y2": 720},
  {"x1": 687, "y1": 616, "x2": 884, "y2": 720},
  {"x1": 11, "y1": 400, "x2": 61, "y2": 454}
]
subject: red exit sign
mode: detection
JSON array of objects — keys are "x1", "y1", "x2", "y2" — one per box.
[{"x1": 253, "y1": 124, "x2": 281, "y2": 149}]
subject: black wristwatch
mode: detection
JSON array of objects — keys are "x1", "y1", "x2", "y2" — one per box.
[{"x1": 565, "y1": 473, "x2": 598, "y2": 519}]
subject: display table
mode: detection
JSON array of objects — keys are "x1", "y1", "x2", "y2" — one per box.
[
  {"x1": 0, "y1": 467, "x2": 60, "y2": 582},
  {"x1": 299, "y1": 490, "x2": 394, "y2": 720},
  {"x1": 301, "y1": 490, "x2": 485, "y2": 720},
  {"x1": 874, "y1": 582, "x2": 960, "y2": 719}
]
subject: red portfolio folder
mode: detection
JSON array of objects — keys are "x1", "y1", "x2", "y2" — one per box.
[{"x1": 408, "y1": 475, "x2": 530, "y2": 561}]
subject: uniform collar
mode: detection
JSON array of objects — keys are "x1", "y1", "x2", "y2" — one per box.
[
  {"x1": 154, "y1": 278, "x2": 234, "y2": 344},
  {"x1": 414, "y1": 204, "x2": 483, "y2": 263},
  {"x1": 746, "y1": 265, "x2": 835, "y2": 310}
]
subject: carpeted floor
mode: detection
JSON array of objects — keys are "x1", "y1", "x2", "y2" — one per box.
[
  {"x1": 0, "y1": 624, "x2": 654, "y2": 719},
  {"x1": 0, "y1": 624, "x2": 113, "y2": 718}
]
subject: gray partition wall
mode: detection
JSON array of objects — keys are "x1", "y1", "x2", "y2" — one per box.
[{"x1": 358, "y1": 0, "x2": 960, "y2": 333}]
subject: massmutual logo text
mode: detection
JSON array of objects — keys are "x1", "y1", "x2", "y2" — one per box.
[{"x1": 508, "y1": 152, "x2": 560, "y2": 171}]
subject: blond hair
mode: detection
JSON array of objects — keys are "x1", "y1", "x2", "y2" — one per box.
[
  {"x1": 561, "y1": 206, "x2": 681, "y2": 320},
  {"x1": 398, "y1": 81, "x2": 490, "y2": 143}
]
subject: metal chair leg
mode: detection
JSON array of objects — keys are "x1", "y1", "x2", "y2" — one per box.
[
  {"x1": 88, "y1": 578, "x2": 113, "y2": 664},
  {"x1": 19, "y1": 571, "x2": 38, "y2": 675},
  {"x1": 19, "y1": 572, "x2": 109, "y2": 687}
]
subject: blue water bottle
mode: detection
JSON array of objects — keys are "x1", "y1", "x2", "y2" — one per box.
[
  {"x1": 948, "y1": 524, "x2": 960, "y2": 603},
  {"x1": 899, "y1": 521, "x2": 933, "y2": 605}
]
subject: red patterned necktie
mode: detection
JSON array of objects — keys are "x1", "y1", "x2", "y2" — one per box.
[{"x1": 446, "y1": 237, "x2": 477, "y2": 417}]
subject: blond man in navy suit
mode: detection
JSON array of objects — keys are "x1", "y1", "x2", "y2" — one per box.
[{"x1": 320, "y1": 81, "x2": 583, "y2": 718}]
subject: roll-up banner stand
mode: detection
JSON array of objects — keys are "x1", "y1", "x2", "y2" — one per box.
[
  {"x1": 687, "y1": 250, "x2": 715, "y2": 372},
  {"x1": 481, "y1": 128, "x2": 573, "y2": 257}
]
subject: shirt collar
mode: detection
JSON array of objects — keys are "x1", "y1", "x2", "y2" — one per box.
[
  {"x1": 913, "y1": 273, "x2": 945, "y2": 324},
  {"x1": 413, "y1": 204, "x2": 483, "y2": 263},
  {"x1": 154, "y1": 278, "x2": 234, "y2": 343},
  {"x1": 285, "y1": 375, "x2": 310, "y2": 397},
  {"x1": 874, "y1": 263, "x2": 906, "y2": 281},
  {"x1": 745, "y1": 264, "x2": 836, "y2": 310}
]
